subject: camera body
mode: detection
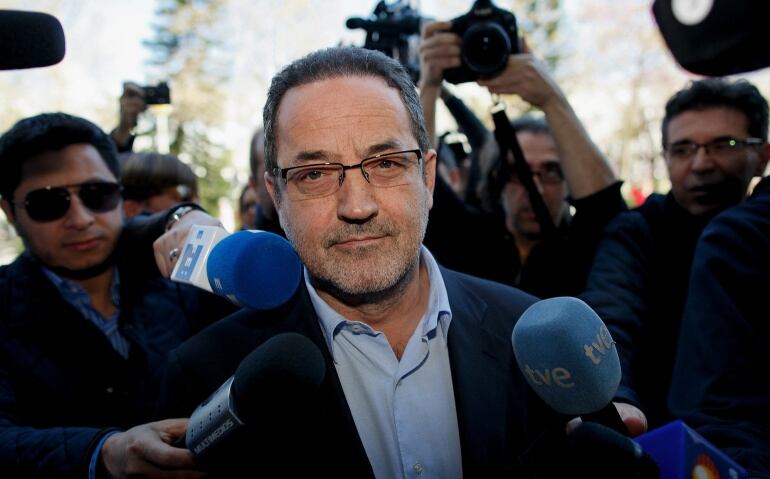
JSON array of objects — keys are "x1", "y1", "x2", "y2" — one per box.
[
  {"x1": 347, "y1": 1, "x2": 424, "y2": 83},
  {"x1": 444, "y1": 0, "x2": 519, "y2": 84},
  {"x1": 142, "y1": 81, "x2": 171, "y2": 105}
]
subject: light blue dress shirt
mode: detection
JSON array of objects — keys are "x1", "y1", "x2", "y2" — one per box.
[{"x1": 309, "y1": 246, "x2": 463, "y2": 478}]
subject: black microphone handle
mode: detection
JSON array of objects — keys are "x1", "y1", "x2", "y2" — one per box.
[
  {"x1": 172, "y1": 434, "x2": 186, "y2": 448},
  {"x1": 581, "y1": 403, "x2": 629, "y2": 436}
]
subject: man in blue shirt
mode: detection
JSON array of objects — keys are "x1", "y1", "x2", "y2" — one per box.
[{"x1": 159, "y1": 47, "x2": 643, "y2": 478}]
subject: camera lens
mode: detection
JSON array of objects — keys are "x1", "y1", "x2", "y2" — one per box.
[{"x1": 461, "y1": 22, "x2": 511, "y2": 75}]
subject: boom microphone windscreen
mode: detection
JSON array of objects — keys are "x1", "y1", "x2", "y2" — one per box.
[
  {"x1": 652, "y1": 0, "x2": 770, "y2": 76},
  {"x1": 0, "y1": 10, "x2": 65, "y2": 70}
]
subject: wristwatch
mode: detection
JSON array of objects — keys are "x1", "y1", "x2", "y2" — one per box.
[{"x1": 165, "y1": 205, "x2": 197, "y2": 232}]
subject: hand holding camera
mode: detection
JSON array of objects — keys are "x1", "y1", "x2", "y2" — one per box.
[
  {"x1": 118, "y1": 82, "x2": 148, "y2": 132},
  {"x1": 420, "y1": 0, "x2": 521, "y2": 87},
  {"x1": 476, "y1": 38, "x2": 566, "y2": 112}
]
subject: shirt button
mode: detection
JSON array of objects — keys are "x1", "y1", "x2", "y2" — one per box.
[
  {"x1": 350, "y1": 324, "x2": 364, "y2": 334},
  {"x1": 413, "y1": 463, "x2": 423, "y2": 475}
]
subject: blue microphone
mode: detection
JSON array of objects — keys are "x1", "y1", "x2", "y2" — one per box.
[
  {"x1": 172, "y1": 227, "x2": 303, "y2": 310},
  {"x1": 512, "y1": 296, "x2": 626, "y2": 433}
]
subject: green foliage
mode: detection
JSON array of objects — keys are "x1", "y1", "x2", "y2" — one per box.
[{"x1": 143, "y1": 0, "x2": 233, "y2": 217}]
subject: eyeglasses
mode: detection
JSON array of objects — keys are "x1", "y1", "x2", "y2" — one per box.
[
  {"x1": 10, "y1": 181, "x2": 122, "y2": 222},
  {"x1": 273, "y1": 149, "x2": 423, "y2": 199},
  {"x1": 506, "y1": 162, "x2": 564, "y2": 186},
  {"x1": 665, "y1": 137, "x2": 763, "y2": 160}
]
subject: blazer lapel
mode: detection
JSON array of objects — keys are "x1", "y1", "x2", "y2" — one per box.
[
  {"x1": 290, "y1": 285, "x2": 375, "y2": 477},
  {"x1": 443, "y1": 270, "x2": 515, "y2": 474}
]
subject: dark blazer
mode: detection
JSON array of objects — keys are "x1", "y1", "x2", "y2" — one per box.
[
  {"x1": 0, "y1": 252, "x2": 229, "y2": 479},
  {"x1": 669, "y1": 178, "x2": 770, "y2": 478},
  {"x1": 160, "y1": 267, "x2": 552, "y2": 478}
]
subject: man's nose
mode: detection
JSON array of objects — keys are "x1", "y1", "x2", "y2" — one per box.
[
  {"x1": 336, "y1": 168, "x2": 378, "y2": 223},
  {"x1": 691, "y1": 145, "x2": 716, "y2": 173},
  {"x1": 63, "y1": 194, "x2": 95, "y2": 229}
]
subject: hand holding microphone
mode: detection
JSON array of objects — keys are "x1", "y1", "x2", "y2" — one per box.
[
  {"x1": 170, "y1": 225, "x2": 303, "y2": 310},
  {"x1": 512, "y1": 297, "x2": 659, "y2": 478},
  {"x1": 511, "y1": 296, "x2": 628, "y2": 434},
  {"x1": 177, "y1": 333, "x2": 326, "y2": 464}
]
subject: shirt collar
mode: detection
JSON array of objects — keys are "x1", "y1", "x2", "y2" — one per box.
[
  {"x1": 308, "y1": 245, "x2": 452, "y2": 355},
  {"x1": 41, "y1": 265, "x2": 121, "y2": 310}
]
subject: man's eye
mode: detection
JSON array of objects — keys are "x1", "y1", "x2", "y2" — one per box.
[
  {"x1": 374, "y1": 159, "x2": 395, "y2": 169},
  {"x1": 712, "y1": 140, "x2": 734, "y2": 151},
  {"x1": 297, "y1": 169, "x2": 327, "y2": 182},
  {"x1": 670, "y1": 144, "x2": 692, "y2": 155}
]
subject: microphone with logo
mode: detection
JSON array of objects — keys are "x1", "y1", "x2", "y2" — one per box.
[
  {"x1": 176, "y1": 333, "x2": 326, "y2": 464},
  {"x1": 512, "y1": 297, "x2": 659, "y2": 478},
  {"x1": 171, "y1": 226, "x2": 303, "y2": 310}
]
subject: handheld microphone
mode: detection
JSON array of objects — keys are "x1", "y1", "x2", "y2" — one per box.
[
  {"x1": 511, "y1": 296, "x2": 627, "y2": 434},
  {"x1": 182, "y1": 333, "x2": 326, "y2": 462},
  {"x1": 567, "y1": 422, "x2": 660, "y2": 479},
  {"x1": 635, "y1": 420, "x2": 746, "y2": 479},
  {"x1": 0, "y1": 10, "x2": 65, "y2": 70},
  {"x1": 171, "y1": 226, "x2": 303, "y2": 310}
]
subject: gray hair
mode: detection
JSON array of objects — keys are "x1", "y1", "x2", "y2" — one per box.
[{"x1": 262, "y1": 47, "x2": 430, "y2": 176}]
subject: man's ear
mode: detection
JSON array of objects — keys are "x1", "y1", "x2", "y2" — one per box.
[
  {"x1": 423, "y1": 148, "x2": 437, "y2": 210},
  {"x1": 1, "y1": 198, "x2": 16, "y2": 226},
  {"x1": 264, "y1": 171, "x2": 281, "y2": 209},
  {"x1": 755, "y1": 142, "x2": 770, "y2": 176}
]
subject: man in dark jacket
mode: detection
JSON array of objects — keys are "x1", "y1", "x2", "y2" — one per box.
[
  {"x1": 582, "y1": 78, "x2": 770, "y2": 430},
  {"x1": 0, "y1": 112, "x2": 227, "y2": 478},
  {"x1": 667, "y1": 177, "x2": 770, "y2": 478},
  {"x1": 159, "y1": 46, "x2": 647, "y2": 478}
]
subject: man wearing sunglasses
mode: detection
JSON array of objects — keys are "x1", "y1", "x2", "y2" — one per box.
[
  {"x1": 582, "y1": 78, "x2": 770, "y2": 432},
  {"x1": 0, "y1": 112, "x2": 224, "y2": 478}
]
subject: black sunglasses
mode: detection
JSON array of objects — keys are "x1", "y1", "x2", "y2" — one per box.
[{"x1": 11, "y1": 181, "x2": 122, "y2": 222}]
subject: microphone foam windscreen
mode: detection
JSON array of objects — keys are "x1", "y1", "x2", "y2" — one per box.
[
  {"x1": 653, "y1": 0, "x2": 770, "y2": 76},
  {"x1": 231, "y1": 333, "x2": 326, "y2": 424},
  {"x1": 0, "y1": 10, "x2": 65, "y2": 70},
  {"x1": 512, "y1": 297, "x2": 621, "y2": 416},
  {"x1": 206, "y1": 230, "x2": 303, "y2": 310}
]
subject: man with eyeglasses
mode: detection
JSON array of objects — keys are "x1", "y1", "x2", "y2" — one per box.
[
  {"x1": 0, "y1": 112, "x2": 229, "y2": 478},
  {"x1": 418, "y1": 21, "x2": 628, "y2": 299},
  {"x1": 157, "y1": 47, "x2": 636, "y2": 477},
  {"x1": 582, "y1": 78, "x2": 770, "y2": 431}
]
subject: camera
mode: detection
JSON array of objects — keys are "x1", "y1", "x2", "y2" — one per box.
[
  {"x1": 142, "y1": 81, "x2": 171, "y2": 105},
  {"x1": 444, "y1": 0, "x2": 520, "y2": 84},
  {"x1": 346, "y1": 1, "x2": 424, "y2": 82}
]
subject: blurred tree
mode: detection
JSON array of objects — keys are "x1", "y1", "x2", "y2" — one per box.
[{"x1": 142, "y1": 0, "x2": 233, "y2": 216}]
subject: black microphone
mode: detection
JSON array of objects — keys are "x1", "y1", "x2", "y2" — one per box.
[
  {"x1": 653, "y1": 0, "x2": 770, "y2": 75},
  {"x1": 179, "y1": 333, "x2": 326, "y2": 462},
  {"x1": 0, "y1": 10, "x2": 65, "y2": 70},
  {"x1": 566, "y1": 422, "x2": 659, "y2": 479}
]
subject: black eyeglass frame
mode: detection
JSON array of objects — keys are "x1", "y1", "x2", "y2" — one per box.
[
  {"x1": 8, "y1": 181, "x2": 123, "y2": 222},
  {"x1": 665, "y1": 137, "x2": 764, "y2": 158},
  {"x1": 272, "y1": 148, "x2": 423, "y2": 197}
]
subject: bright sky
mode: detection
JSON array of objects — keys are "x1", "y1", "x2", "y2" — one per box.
[{"x1": 1, "y1": 0, "x2": 769, "y2": 181}]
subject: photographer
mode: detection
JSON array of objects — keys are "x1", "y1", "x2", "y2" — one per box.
[
  {"x1": 419, "y1": 18, "x2": 627, "y2": 297},
  {"x1": 110, "y1": 82, "x2": 147, "y2": 153}
]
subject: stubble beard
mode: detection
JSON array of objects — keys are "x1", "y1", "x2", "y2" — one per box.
[{"x1": 281, "y1": 195, "x2": 430, "y2": 307}]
